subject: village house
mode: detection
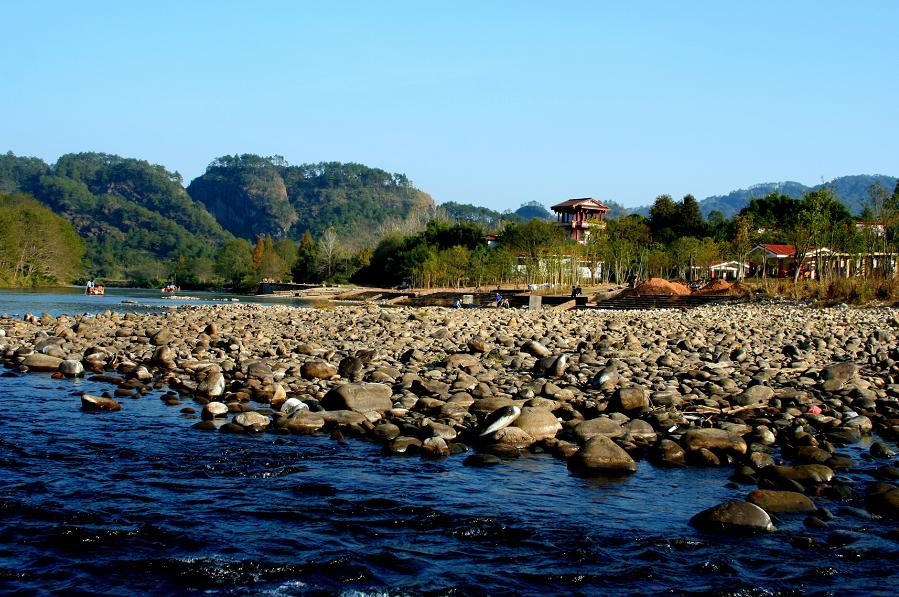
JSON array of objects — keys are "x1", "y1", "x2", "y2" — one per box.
[{"x1": 747, "y1": 243, "x2": 897, "y2": 279}]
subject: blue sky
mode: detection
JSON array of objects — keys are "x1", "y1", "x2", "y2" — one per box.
[{"x1": 2, "y1": 1, "x2": 896, "y2": 210}]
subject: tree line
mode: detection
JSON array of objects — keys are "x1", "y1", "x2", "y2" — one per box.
[{"x1": 209, "y1": 181, "x2": 899, "y2": 291}]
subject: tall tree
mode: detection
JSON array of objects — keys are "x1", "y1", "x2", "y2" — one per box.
[
  {"x1": 292, "y1": 231, "x2": 319, "y2": 283},
  {"x1": 0, "y1": 193, "x2": 85, "y2": 286},
  {"x1": 648, "y1": 194, "x2": 679, "y2": 244},
  {"x1": 318, "y1": 228, "x2": 341, "y2": 281},
  {"x1": 252, "y1": 236, "x2": 265, "y2": 271}
]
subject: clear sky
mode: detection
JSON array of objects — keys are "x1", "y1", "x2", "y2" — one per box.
[{"x1": 2, "y1": 1, "x2": 896, "y2": 211}]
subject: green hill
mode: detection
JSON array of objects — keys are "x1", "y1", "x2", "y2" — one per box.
[
  {"x1": 0, "y1": 152, "x2": 231, "y2": 279},
  {"x1": 187, "y1": 155, "x2": 435, "y2": 245}
]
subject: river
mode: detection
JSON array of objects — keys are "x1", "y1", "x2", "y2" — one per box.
[{"x1": 0, "y1": 290, "x2": 897, "y2": 595}]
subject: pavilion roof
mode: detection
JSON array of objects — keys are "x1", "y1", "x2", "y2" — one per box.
[{"x1": 550, "y1": 197, "x2": 610, "y2": 211}]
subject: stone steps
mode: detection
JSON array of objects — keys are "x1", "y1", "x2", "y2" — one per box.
[{"x1": 590, "y1": 294, "x2": 737, "y2": 310}]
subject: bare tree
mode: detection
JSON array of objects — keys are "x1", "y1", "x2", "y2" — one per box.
[{"x1": 318, "y1": 228, "x2": 340, "y2": 280}]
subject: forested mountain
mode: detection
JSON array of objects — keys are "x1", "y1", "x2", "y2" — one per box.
[
  {"x1": 0, "y1": 152, "x2": 231, "y2": 280},
  {"x1": 187, "y1": 155, "x2": 435, "y2": 245},
  {"x1": 697, "y1": 175, "x2": 897, "y2": 218}
]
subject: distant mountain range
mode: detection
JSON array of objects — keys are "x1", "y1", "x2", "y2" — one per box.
[
  {"x1": 480, "y1": 175, "x2": 896, "y2": 221},
  {"x1": 694, "y1": 175, "x2": 897, "y2": 218}
]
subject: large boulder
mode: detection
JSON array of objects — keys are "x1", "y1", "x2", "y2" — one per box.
[
  {"x1": 59, "y1": 359, "x2": 84, "y2": 377},
  {"x1": 731, "y1": 385, "x2": 774, "y2": 407},
  {"x1": 197, "y1": 370, "x2": 226, "y2": 397},
  {"x1": 150, "y1": 328, "x2": 174, "y2": 346},
  {"x1": 768, "y1": 464, "x2": 834, "y2": 484},
  {"x1": 683, "y1": 428, "x2": 747, "y2": 454},
  {"x1": 233, "y1": 412, "x2": 270, "y2": 431},
  {"x1": 322, "y1": 383, "x2": 393, "y2": 413},
  {"x1": 284, "y1": 411, "x2": 326, "y2": 434},
  {"x1": 521, "y1": 340, "x2": 551, "y2": 358},
  {"x1": 201, "y1": 401, "x2": 229, "y2": 419},
  {"x1": 574, "y1": 417, "x2": 624, "y2": 442},
  {"x1": 301, "y1": 360, "x2": 338, "y2": 380},
  {"x1": 23, "y1": 353, "x2": 62, "y2": 372},
  {"x1": 614, "y1": 386, "x2": 649, "y2": 411},
  {"x1": 747, "y1": 490, "x2": 816, "y2": 513},
  {"x1": 512, "y1": 407, "x2": 561, "y2": 441},
  {"x1": 690, "y1": 501, "x2": 775, "y2": 534},
  {"x1": 568, "y1": 435, "x2": 637, "y2": 475}
]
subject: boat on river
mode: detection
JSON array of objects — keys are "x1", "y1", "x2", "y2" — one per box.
[{"x1": 86, "y1": 285, "x2": 105, "y2": 296}]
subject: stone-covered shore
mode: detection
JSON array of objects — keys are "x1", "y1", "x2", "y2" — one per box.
[{"x1": 2, "y1": 302, "x2": 899, "y2": 533}]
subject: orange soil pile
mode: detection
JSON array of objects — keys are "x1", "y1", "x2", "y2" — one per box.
[
  {"x1": 694, "y1": 279, "x2": 732, "y2": 295},
  {"x1": 632, "y1": 278, "x2": 692, "y2": 296}
]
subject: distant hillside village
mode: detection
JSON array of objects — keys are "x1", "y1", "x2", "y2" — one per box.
[{"x1": 0, "y1": 150, "x2": 896, "y2": 291}]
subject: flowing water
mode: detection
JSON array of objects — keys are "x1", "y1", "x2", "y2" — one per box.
[
  {"x1": 0, "y1": 292, "x2": 897, "y2": 595},
  {"x1": 0, "y1": 287, "x2": 313, "y2": 318}
]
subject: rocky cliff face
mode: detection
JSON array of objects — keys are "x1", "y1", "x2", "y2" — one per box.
[
  {"x1": 187, "y1": 156, "x2": 298, "y2": 240},
  {"x1": 188, "y1": 155, "x2": 435, "y2": 243}
]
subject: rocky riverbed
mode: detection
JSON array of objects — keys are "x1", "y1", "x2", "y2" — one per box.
[{"x1": 2, "y1": 302, "x2": 898, "y2": 535}]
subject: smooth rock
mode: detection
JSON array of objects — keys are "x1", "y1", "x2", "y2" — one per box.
[
  {"x1": 511, "y1": 406, "x2": 561, "y2": 441},
  {"x1": 233, "y1": 411, "x2": 270, "y2": 431},
  {"x1": 59, "y1": 359, "x2": 84, "y2": 377},
  {"x1": 690, "y1": 501, "x2": 775, "y2": 534},
  {"x1": 683, "y1": 428, "x2": 747, "y2": 454},
  {"x1": 568, "y1": 435, "x2": 637, "y2": 475},
  {"x1": 322, "y1": 383, "x2": 392, "y2": 413},
  {"x1": 81, "y1": 394, "x2": 121, "y2": 411},
  {"x1": 202, "y1": 401, "x2": 229, "y2": 419},
  {"x1": 22, "y1": 353, "x2": 62, "y2": 372},
  {"x1": 747, "y1": 490, "x2": 816, "y2": 513},
  {"x1": 574, "y1": 417, "x2": 625, "y2": 441}
]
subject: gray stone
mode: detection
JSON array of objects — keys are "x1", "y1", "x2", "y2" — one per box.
[
  {"x1": 22, "y1": 353, "x2": 62, "y2": 372},
  {"x1": 322, "y1": 383, "x2": 393, "y2": 413},
  {"x1": 59, "y1": 359, "x2": 84, "y2": 377},
  {"x1": 202, "y1": 401, "x2": 229, "y2": 419},
  {"x1": 574, "y1": 417, "x2": 625, "y2": 442},
  {"x1": 732, "y1": 384, "x2": 774, "y2": 406},
  {"x1": 233, "y1": 411, "x2": 270, "y2": 431}
]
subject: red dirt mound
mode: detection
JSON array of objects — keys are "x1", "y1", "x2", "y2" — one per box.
[
  {"x1": 632, "y1": 278, "x2": 692, "y2": 296},
  {"x1": 694, "y1": 279, "x2": 732, "y2": 295}
]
